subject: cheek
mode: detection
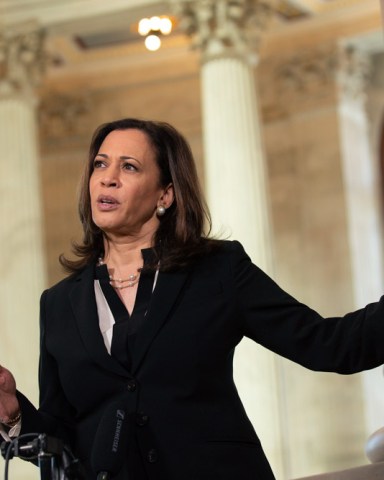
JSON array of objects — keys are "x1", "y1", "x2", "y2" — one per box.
[
  {"x1": 127, "y1": 183, "x2": 159, "y2": 203},
  {"x1": 89, "y1": 176, "x2": 99, "y2": 199},
  {"x1": 89, "y1": 176, "x2": 95, "y2": 195}
]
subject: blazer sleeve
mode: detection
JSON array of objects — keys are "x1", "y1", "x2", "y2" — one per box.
[
  {"x1": 229, "y1": 240, "x2": 384, "y2": 374},
  {"x1": 18, "y1": 290, "x2": 75, "y2": 444}
]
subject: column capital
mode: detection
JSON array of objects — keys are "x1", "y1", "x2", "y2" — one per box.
[
  {"x1": 336, "y1": 44, "x2": 371, "y2": 106},
  {"x1": 172, "y1": 0, "x2": 276, "y2": 63},
  {"x1": 0, "y1": 21, "x2": 47, "y2": 98},
  {"x1": 260, "y1": 43, "x2": 372, "y2": 117},
  {"x1": 39, "y1": 91, "x2": 92, "y2": 143}
]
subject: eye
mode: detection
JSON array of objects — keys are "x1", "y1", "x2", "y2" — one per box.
[
  {"x1": 122, "y1": 162, "x2": 138, "y2": 172},
  {"x1": 93, "y1": 159, "x2": 105, "y2": 169}
]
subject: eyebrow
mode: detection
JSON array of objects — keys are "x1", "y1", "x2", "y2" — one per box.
[{"x1": 95, "y1": 153, "x2": 141, "y2": 164}]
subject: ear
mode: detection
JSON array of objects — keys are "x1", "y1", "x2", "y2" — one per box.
[{"x1": 158, "y1": 183, "x2": 174, "y2": 209}]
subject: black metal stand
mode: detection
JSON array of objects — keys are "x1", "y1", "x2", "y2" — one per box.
[
  {"x1": 38, "y1": 455, "x2": 59, "y2": 480},
  {"x1": 1, "y1": 433, "x2": 84, "y2": 480}
]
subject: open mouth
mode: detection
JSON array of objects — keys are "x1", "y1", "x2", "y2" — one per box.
[
  {"x1": 98, "y1": 195, "x2": 118, "y2": 204},
  {"x1": 97, "y1": 195, "x2": 120, "y2": 208}
]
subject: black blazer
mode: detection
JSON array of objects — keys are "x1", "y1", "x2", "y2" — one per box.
[{"x1": 17, "y1": 241, "x2": 384, "y2": 480}]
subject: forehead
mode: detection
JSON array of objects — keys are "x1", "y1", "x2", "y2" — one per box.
[{"x1": 98, "y1": 129, "x2": 154, "y2": 156}]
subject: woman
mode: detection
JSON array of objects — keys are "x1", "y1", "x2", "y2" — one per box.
[{"x1": 1, "y1": 118, "x2": 384, "y2": 480}]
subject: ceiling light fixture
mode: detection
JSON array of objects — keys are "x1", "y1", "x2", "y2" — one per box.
[{"x1": 138, "y1": 16, "x2": 173, "y2": 51}]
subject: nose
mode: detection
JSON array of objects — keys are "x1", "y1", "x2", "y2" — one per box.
[
  {"x1": 101, "y1": 177, "x2": 117, "y2": 187},
  {"x1": 101, "y1": 166, "x2": 120, "y2": 188}
]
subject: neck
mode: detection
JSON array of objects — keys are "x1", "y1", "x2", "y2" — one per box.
[
  {"x1": 100, "y1": 240, "x2": 149, "y2": 289},
  {"x1": 102, "y1": 233, "x2": 153, "y2": 266}
]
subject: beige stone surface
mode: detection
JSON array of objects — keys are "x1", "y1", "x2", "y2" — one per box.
[{"x1": 2, "y1": 1, "x2": 384, "y2": 479}]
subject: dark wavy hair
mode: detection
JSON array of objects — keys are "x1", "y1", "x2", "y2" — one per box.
[{"x1": 60, "y1": 118, "x2": 220, "y2": 273}]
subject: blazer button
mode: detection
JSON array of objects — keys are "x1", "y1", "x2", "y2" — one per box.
[
  {"x1": 136, "y1": 412, "x2": 149, "y2": 426},
  {"x1": 147, "y1": 448, "x2": 158, "y2": 463},
  {"x1": 96, "y1": 474, "x2": 109, "y2": 480},
  {"x1": 127, "y1": 380, "x2": 137, "y2": 392}
]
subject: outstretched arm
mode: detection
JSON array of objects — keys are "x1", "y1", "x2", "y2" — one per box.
[{"x1": 0, "y1": 365, "x2": 20, "y2": 427}]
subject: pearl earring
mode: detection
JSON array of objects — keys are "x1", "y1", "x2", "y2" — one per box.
[{"x1": 156, "y1": 205, "x2": 166, "y2": 217}]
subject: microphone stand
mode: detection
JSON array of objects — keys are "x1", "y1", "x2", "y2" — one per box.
[
  {"x1": 38, "y1": 454, "x2": 59, "y2": 480},
  {"x1": 1, "y1": 433, "x2": 84, "y2": 480},
  {"x1": 35, "y1": 435, "x2": 63, "y2": 480}
]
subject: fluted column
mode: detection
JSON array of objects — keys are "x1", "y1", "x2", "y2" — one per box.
[
  {"x1": 172, "y1": 0, "x2": 287, "y2": 476},
  {"x1": 202, "y1": 57, "x2": 272, "y2": 265},
  {"x1": 0, "y1": 21, "x2": 47, "y2": 478},
  {"x1": 336, "y1": 44, "x2": 384, "y2": 440},
  {"x1": 175, "y1": 0, "x2": 275, "y2": 267}
]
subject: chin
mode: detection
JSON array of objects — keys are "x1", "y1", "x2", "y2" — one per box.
[{"x1": 92, "y1": 219, "x2": 114, "y2": 234}]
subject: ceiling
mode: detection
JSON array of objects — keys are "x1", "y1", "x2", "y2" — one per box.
[
  {"x1": 2, "y1": 0, "x2": 383, "y2": 78},
  {"x1": 3, "y1": 0, "x2": 169, "y2": 30},
  {"x1": 3, "y1": 0, "x2": 381, "y2": 32}
]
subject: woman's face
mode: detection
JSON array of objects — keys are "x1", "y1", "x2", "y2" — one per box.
[{"x1": 89, "y1": 128, "x2": 172, "y2": 239}]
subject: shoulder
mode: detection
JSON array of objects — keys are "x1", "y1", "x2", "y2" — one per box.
[
  {"x1": 201, "y1": 239, "x2": 272, "y2": 285},
  {"x1": 205, "y1": 239, "x2": 249, "y2": 259},
  {"x1": 192, "y1": 239, "x2": 251, "y2": 272}
]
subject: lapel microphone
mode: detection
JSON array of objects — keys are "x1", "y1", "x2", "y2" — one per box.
[{"x1": 91, "y1": 398, "x2": 129, "y2": 479}]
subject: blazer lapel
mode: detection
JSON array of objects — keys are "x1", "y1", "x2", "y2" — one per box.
[
  {"x1": 132, "y1": 269, "x2": 190, "y2": 374},
  {"x1": 69, "y1": 264, "x2": 130, "y2": 378}
]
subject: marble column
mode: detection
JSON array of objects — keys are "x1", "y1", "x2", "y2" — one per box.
[
  {"x1": 0, "y1": 21, "x2": 47, "y2": 478},
  {"x1": 175, "y1": 0, "x2": 275, "y2": 268},
  {"x1": 259, "y1": 42, "x2": 383, "y2": 477},
  {"x1": 336, "y1": 44, "x2": 384, "y2": 438},
  {"x1": 172, "y1": 1, "x2": 286, "y2": 477}
]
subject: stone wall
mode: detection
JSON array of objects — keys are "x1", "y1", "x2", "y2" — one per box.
[{"x1": 33, "y1": 29, "x2": 384, "y2": 480}]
